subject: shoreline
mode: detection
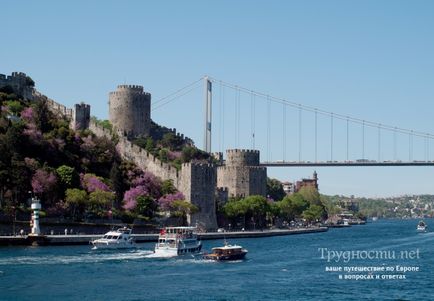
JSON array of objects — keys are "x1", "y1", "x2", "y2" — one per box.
[{"x1": 0, "y1": 227, "x2": 328, "y2": 246}]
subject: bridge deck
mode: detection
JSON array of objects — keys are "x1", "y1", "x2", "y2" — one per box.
[{"x1": 261, "y1": 161, "x2": 434, "y2": 167}]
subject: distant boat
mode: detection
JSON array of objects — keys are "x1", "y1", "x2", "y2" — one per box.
[
  {"x1": 372, "y1": 217, "x2": 378, "y2": 222},
  {"x1": 417, "y1": 220, "x2": 427, "y2": 232},
  {"x1": 91, "y1": 227, "x2": 136, "y2": 250},
  {"x1": 203, "y1": 241, "x2": 248, "y2": 261}
]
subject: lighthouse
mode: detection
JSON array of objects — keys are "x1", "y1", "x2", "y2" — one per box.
[{"x1": 29, "y1": 197, "x2": 41, "y2": 236}]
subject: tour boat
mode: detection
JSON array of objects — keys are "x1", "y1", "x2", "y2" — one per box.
[
  {"x1": 91, "y1": 227, "x2": 136, "y2": 249},
  {"x1": 417, "y1": 220, "x2": 427, "y2": 232},
  {"x1": 154, "y1": 226, "x2": 202, "y2": 257},
  {"x1": 203, "y1": 241, "x2": 248, "y2": 261}
]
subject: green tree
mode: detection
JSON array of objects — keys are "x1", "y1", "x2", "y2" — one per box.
[
  {"x1": 266, "y1": 178, "x2": 285, "y2": 201},
  {"x1": 88, "y1": 190, "x2": 115, "y2": 217},
  {"x1": 298, "y1": 186, "x2": 321, "y2": 206},
  {"x1": 279, "y1": 193, "x2": 309, "y2": 221},
  {"x1": 34, "y1": 99, "x2": 53, "y2": 132},
  {"x1": 181, "y1": 146, "x2": 196, "y2": 162},
  {"x1": 169, "y1": 200, "x2": 199, "y2": 225},
  {"x1": 159, "y1": 148, "x2": 169, "y2": 162},
  {"x1": 302, "y1": 204, "x2": 324, "y2": 222},
  {"x1": 145, "y1": 137, "x2": 154, "y2": 153},
  {"x1": 65, "y1": 188, "x2": 88, "y2": 220},
  {"x1": 136, "y1": 195, "x2": 158, "y2": 219},
  {"x1": 268, "y1": 201, "x2": 281, "y2": 226},
  {"x1": 5, "y1": 100, "x2": 23, "y2": 115},
  {"x1": 56, "y1": 165, "x2": 78, "y2": 188},
  {"x1": 243, "y1": 195, "x2": 270, "y2": 229},
  {"x1": 161, "y1": 132, "x2": 177, "y2": 148},
  {"x1": 161, "y1": 179, "x2": 176, "y2": 195},
  {"x1": 110, "y1": 161, "x2": 124, "y2": 209}
]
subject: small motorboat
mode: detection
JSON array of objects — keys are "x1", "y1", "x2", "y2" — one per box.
[
  {"x1": 417, "y1": 220, "x2": 427, "y2": 232},
  {"x1": 91, "y1": 227, "x2": 136, "y2": 249},
  {"x1": 203, "y1": 241, "x2": 248, "y2": 261}
]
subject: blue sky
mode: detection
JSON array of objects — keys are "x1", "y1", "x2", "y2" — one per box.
[{"x1": 2, "y1": 0, "x2": 434, "y2": 197}]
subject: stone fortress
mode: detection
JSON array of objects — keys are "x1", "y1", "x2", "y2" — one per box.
[{"x1": 0, "y1": 72, "x2": 267, "y2": 230}]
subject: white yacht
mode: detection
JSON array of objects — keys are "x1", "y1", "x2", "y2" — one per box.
[
  {"x1": 91, "y1": 227, "x2": 136, "y2": 249},
  {"x1": 154, "y1": 226, "x2": 202, "y2": 257},
  {"x1": 417, "y1": 220, "x2": 427, "y2": 232}
]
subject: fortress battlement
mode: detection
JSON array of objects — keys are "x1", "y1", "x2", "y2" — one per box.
[
  {"x1": 226, "y1": 149, "x2": 260, "y2": 154},
  {"x1": 109, "y1": 90, "x2": 151, "y2": 96},
  {"x1": 75, "y1": 103, "x2": 90, "y2": 109},
  {"x1": 117, "y1": 84, "x2": 143, "y2": 90},
  {"x1": 10, "y1": 71, "x2": 28, "y2": 78},
  {"x1": 182, "y1": 162, "x2": 215, "y2": 169},
  {"x1": 217, "y1": 165, "x2": 266, "y2": 171}
]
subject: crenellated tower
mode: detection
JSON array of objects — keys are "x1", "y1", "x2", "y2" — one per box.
[
  {"x1": 217, "y1": 149, "x2": 267, "y2": 199},
  {"x1": 109, "y1": 85, "x2": 151, "y2": 138},
  {"x1": 72, "y1": 103, "x2": 91, "y2": 130}
]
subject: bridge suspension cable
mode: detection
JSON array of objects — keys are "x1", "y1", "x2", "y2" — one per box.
[
  {"x1": 207, "y1": 76, "x2": 434, "y2": 140},
  {"x1": 152, "y1": 77, "x2": 204, "y2": 111}
]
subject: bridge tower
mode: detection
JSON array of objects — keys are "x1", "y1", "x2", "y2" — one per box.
[{"x1": 203, "y1": 76, "x2": 212, "y2": 153}]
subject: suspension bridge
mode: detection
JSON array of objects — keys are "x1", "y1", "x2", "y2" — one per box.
[{"x1": 152, "y1": 76, "x2": 434, "y2": 167}]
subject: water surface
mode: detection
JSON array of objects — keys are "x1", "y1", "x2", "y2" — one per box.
[{"x1": 1, "y1": 219, "x2": 433, "y2": 300}]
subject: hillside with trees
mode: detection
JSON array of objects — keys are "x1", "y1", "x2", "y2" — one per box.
[{"x1": 0, "y1": 87, "x2": 196, "y2": 227}]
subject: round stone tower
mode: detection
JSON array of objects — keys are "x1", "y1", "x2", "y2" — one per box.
[
  {"x1": 225, "y1": 149, "x2": 260, "y2": 166},
  {"x1": 109, "y1": 85, "x2": 151, "y2": 138}
]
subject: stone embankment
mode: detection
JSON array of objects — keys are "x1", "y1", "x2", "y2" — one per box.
[{"x1": 0, "y1": 227, "x2": 328, "y2": 246}]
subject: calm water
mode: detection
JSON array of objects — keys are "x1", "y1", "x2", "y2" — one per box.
[{"x1": 1, "y1": 219, "x2": 433, "y2": 301}]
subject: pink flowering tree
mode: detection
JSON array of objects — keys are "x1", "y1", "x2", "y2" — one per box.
[
  {"x1": 80, "y1": 173, "x2": 111, "y2": 192},
  {"x1": 31, "y1": 169, "x2": 57, "y2": 194},
  {"x1": 20, "y1": 107, "x2": 34, "y2": 122},
  {"x1": 131, "y1": 171, "x2": 162, "y2": 199},
  {"x1": 23, "y1": 122, "x2": 43, "y2": 142},
  {"x1": 158, "y1": 192, "x2": 185, "y2": 211},
  {"x1": 123, "y1": 185, "x2": 149, "y2": 211},
  {"x1": 31, "y1": 169, "x2": 58, "y2": 206}
]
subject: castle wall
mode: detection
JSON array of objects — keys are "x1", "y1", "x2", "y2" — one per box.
[
  {"x1": 32, "y1": 90, "x2": 74, "y2": 118},
  {"x1": 89, "y1": 121, "x2": 180, "y2": 186},
  {"x1": 109, "y1": 85, "x2": 151, "y2": 138},
  {"x1": 89, "y1": 121, "x2": 217, "y2": 230}
]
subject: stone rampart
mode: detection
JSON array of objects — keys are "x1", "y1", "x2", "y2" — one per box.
[{"x1": 90, "y1": 121, "x2": 218, "y2": 229}]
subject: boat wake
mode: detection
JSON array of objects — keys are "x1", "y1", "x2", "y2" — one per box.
[{"x1": 0, "y1": 249, "x2": 154, "y2": 266}]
